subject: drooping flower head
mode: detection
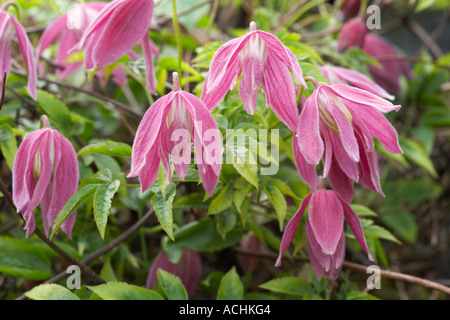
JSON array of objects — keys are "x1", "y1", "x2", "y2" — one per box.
[
  {"x1": 362, "y1": 34, "x2": 413, "y2": 95},
  {"x1": 201, "y1": 22, "x2": 307, "y2": 131},
  {"x1": 146, "y1": 249, "x2": 202, "y2": 298},
  {"x1": 337, "y1": 17, "x2": 367, "y2": 53},
  {"x1": 0, "y1": 7, "x2": 37, "y2": 99},
  {"x1": 128, "y1": 72, "x2": 222, "y2": 196},
  {"x1": 335, "y1": 0, "x2": 361, "y2": 21},
  {"x1": 36, "y1": 1, "x2": 133, "y2": 85},
  {"x1": 68, "y1": 0, "x2": 158, "y2": 94},
  {"x1": 276, "y1": 187, "x2": 373, "y2": 280},
  {"x1": 294, "y1": 80, "x2": 402, "y2": 202},
  {"x1": 12, "y1": 116, "x2": 79, "y2": 238}
]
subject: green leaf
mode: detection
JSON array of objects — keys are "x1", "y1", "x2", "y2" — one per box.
[
  {"x1": 216, "y1": 211, "x2": 237, "y2": 240},
  {"x1": 226, "y1": 145, "x2": 259, "y2": 189},
  {"x1": 51, "y1": 184, "x2": 99, "y2": 239},
  {"x1": 259, "y1": 277, "x2": 315, "y2": 297},
  {"x1": 35, "y1": 90, "x2": 71, "y2": 135},
  {"x1": 25, "y1": 284, "x2": 80, "y2": 300},
  {"x1": 350, "y1": 204, "x2": 378, "y2": 217},
  {"x1": 78, "y1": 141, "x2": 132, "y2": 158},
  {"x1": 217, "y1": 267, "x2": 243, "y2": 300},
  {"x1": 399, "y1": 137, "x2": 438, "y2": 178},
  {"x1": 151, "y1": 183, "x2": 177, "y2": 241},
  {"x1": 262, "y1": 183, "x2": 287, "y2": 230},
  {"x1": 208, "y1": 184, "x2": 234, "y2": 215},
  {"x1": 88, "y1": 282, "x2": 164, "y2": 300},
  {"x1": 157, "y1": 269, "x2": 188, "y2": 300},
  {"x1": 380, "y1": 211, "x2": 418, "y2": 245},
  {"x1": 163, "y1": 217, "x2": 243, "y2": 253},
  {"x1": 93, "y1": 180, "x2": 120, "y2": 239},
  {"x1": 0, "y1": 124, "x2": 17, "y2": 170},
  {"x1": 364, "y1": 224, "x2": 401, "y2": 244},
  {"x1": 0, "y1": 237, "x2": 52, "y2": 281}
]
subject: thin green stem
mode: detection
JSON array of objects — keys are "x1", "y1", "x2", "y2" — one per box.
[{"x1": 172, "y1": 0, "x2": 183, "y2": 77}]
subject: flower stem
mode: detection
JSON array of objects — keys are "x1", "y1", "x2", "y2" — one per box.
[
  {"x1": 2, "y1": 1, "x2": 21, "y2": 21},
  {"x1": 172, "y1": 0, "x2": 183, "y2": 77}
]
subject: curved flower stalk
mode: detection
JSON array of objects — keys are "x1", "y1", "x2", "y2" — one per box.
[
  {"x1": 320, "y1": 65, "x2": 394, "y2": 100},
  {"x1": 201, "y1": 21, "x2": 307, "y2": 131},
  {"x1": 128, "y1": 73, "x2": 222, "y2": 196},
  {"x1": 36, "y1": 2, "x2": 133, "y2": 86},
  {"x1": 0, "y1": 8, "x2": 37, "y2": 99},
  {"x1": 276, "y1": 188, "x2": 373, "y2": 279},
  {"x1": 146, "y1": 249, "x2": 202, "y2": 298},
  {"x1": 294, "y1": 80, "x2": 402, "y2": 201},
  {"x1": 68, "y1": 0, "x2": 158, "y2": 94},
  {"x1": 12, "y1": 116, "x2": 79, "y2": 238}
]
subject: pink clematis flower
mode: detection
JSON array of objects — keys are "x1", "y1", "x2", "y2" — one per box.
[
  {"x1": 337, "y1": 17, "x2": 367, "y2": 53},
  {"x1": 362, "y1": 34, "x2": 413, "y2": 95},
  {"x1": 294, "y1": 81, "x2": 402, "y2": 201},
  {"x1": 276, "y1": 188, "x2": 373, "y2": 279},
  {"x1": 146, "y1": 249, "x2": 202, "y2": 298},
  {"x1": 12, "y1": 115, "x2": 79, "y2": 238},
  {"x1": 201, "y1": 21, "x2": 306, "y2": 131},
  {"x1": 335, "y1": 0, "x2": 361, "y2": 20},
  {"x1": 128, "y1": 73, "x2": 222, "y2": 196},
  {"x1": 320, "y1": 65, "x2": 394, "y2": 100},
  {"x1": 0, "y1": 9, "x2": 37, "y2": 99},
  {"x1": 68, "y1": 0, "x2": 158, "y2": 94},
  {"x1": 36, "y1": 2, "x2": 133, "y2": 86}
]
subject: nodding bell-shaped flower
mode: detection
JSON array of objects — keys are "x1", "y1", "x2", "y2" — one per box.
[
  {"x1": 201, "y1": 21, "x2": 307, "y2": 131},
  {"x1": 276, "y1": 188, "x2": 373, "y2": 279},
  {"x1": 128, "y1": 73, "x2": 222, "y2": 196},
  {"x1": 146, "y1": 249, "x2": 202, "y2": 298},
  {"x1": 68, "y1": 0, "x2": 158, "y2": 94},
  {"x1": 337, "y1": 17, "x2": 367, "y2": 53},
  {"x1": 362, "y1": 34, "x2": 413, "y2": 95},
  {"x1": 294, "y1": 81, "x2": 402, "y2": 201},
  {"x1": 36, "y1": 2, "x2": 132, "y2": 86},
  {"x1": 12, "y1": 116, "x2": 79, "y2": 238},
  {"x1": 0, "y1": 8, "x2": 37, "y2": 99}
]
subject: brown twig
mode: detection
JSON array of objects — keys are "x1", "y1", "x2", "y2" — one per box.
[
  {"x1": 407, "y1": 18, "x2": 444, "y2": 58},
  {"x1": 233, "y1": 248, "x2": 450, "y2": 296},
  {"x1": 0, "y1": 73, "x2": 6, "y2": 111}
]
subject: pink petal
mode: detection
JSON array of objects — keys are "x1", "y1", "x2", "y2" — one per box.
[
  {"x1": 258, "y1": 31, "x2": 306, "y2": 87},
  {"x1": 356, "y1": 131, "x2": 384, "y2": 196},
  {"x1": 326, "y1": 127, "x2": 359, "y2": 181},
  {"x1": 296, "y1": 90, "x2": 323, "y2": 165},
  {"x1": 327, "y1": 158, "x2": 355, "y2": 203},
  {"x1": 275, "y1": 193, "x2": 312, "y2": 267},
  {"x1": 141, "y1": 34, "x2": 157, "y2": 95},
  {"x1": 138, "y1": 143, "x2": 160, "y2": 192},
  {"x1": 262, "y1": 50, "x2": 298, "y2": 131},
  {"x1": 292, "y1": 137, "x2": 318, "y2": 191},
  {"x1": 306, "y1": 220, "x2": 331, "y2": 274},
  {"x1": 328, "y1": 84, "x2": 401, "y2": 113},
  {"x1": 129, "y1": 92, "x2": 176, "y2": 178},
  {"x1": 201, "y1": 34, "x2": 251, "y2": 111},
  {"x1": 36, "y1": 15, "x2": 67, "y2": 59},
  {"x1": 90, "y1": 0, "x2": 153, "y2": 68},
  {"x1": 321, "y1": 87, "x2": 359, "y2": 162},
  {"x1": 239, "y1": 56, "x2": 263, "y2": 115},
  {"x1": 339, "y1": 196, "x2": 373, "y2": 261},
  {"x1": 308, "y1": 190, "x2": 344, "y2": 255},
  {"x1": 10, "y1": 16, "x2": 37, "y2": 100},
  {"x1": 183, "y1": 92, "x2": 222, "y2": 195}
]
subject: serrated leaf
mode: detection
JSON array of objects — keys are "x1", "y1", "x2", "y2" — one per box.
[
  {"x1": 226, "y1": 145, "x2": 258, "y2": 189},
  {"x1": 78, "y1": 141, "x2": 132, "y2": 158},
  {"x1": 208, "y1": 184, "x2": 234, "y2": 215},
  {"x1": 25, "y1": 284, "x2": 80, "y2": 300},
  {"x1": 51, "y1": 184, "x2": 99, "y2": 239},
  {"x1": 259, "y1": 277, "x2": 315, "y2": 297},
  {"x1": 157, "y1": 269, "x2": 188, "y2": 300},
  {"x1": 88, "y1": 282, "x2": 164, "y2": 300},
  {"x1": 399, "y1": 137, "x2": 438, "y2": 178},
  {"x1": 93, "y1": 180, "x2": 120, "y2": 239},
  {"x1": 151, "y1": 183, "x2": 177, "y2": 241},
  {"x1": 217, "y1": 267, "x2": 243, "y2": 300},
  {"x1": 262, "y1": 184, "x2": 287, "y2": 230}
]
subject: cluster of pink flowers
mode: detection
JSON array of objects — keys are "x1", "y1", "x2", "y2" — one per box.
[{"x1": 8, "y1": 0, "x2": 404, "y2": 280}]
